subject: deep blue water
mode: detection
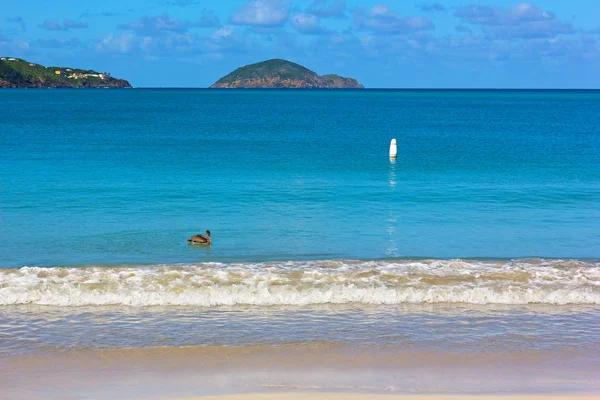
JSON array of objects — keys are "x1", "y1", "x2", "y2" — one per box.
[{"x1": 1, "y1": 89, "x2": 599, "y2": 267}]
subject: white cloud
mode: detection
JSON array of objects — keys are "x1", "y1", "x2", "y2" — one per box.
[
  {"x1": 93, "y1": 26, "x2": 257, "y2": 58},
  {"x1": 96, "y1": 33, "x2": 136, "y2": 54},
  {"x1": 455, "y1": 3, "x2": 573, "y2": 39},
  {"x1": 307, "y1": 0, "x2": 346, "y2": 19},
  {"x1": 231, "y1": 0, "x2": 290, "y2": 27},
  {"x1": 211, "y1": 26, "x2": 234, "y2": 39},
  {"x1": 353, "y1": 4, "x2": 434, "y2": 35},
  {"x1": 0, "y1": 36, "x2": 31, "y2": 56},
  {"x1": 39, "y1": 19, "x2": 88, "y2": 31},
  {"x1": 118, "y1": 13, "x2": 219, "y2": 37},
  {"x1": 290, "y1": 13, "x2": 329, "y2": 35}
]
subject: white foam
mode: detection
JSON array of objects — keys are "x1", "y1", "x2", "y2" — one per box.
[{"x1": 0, "y1": 259, "x2": 599, "y2": 306}]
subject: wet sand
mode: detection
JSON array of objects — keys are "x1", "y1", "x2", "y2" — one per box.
[{"x1": 2, "y1": 345, "x2": 599, "y2": 400}]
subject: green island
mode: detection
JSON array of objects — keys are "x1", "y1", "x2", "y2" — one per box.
[
  {"x1": 0, "y1": 57, "x2": 132, "y2": 88},
  {"x1": 210, "y1": 59, "x2": 363, "y2": 89}
]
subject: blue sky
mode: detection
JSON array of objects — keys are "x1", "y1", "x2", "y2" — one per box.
[{"x1": 1, "y1": 0, "x2": 599, "y2": 87}]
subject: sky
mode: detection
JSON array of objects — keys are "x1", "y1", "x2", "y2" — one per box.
[{"x1": 1, "y1": 0, "x2": 599, "y2": 88}]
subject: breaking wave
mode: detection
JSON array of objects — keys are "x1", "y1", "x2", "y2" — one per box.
[{"x1": 1, "y1": 259, "x2": 599, "y2": 306}]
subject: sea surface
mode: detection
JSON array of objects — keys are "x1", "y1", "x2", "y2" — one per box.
[{"x1": 0, "y1": 90, "x2": 599, "y2": 385}]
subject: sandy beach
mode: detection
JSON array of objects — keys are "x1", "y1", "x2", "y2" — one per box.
[
  {"x1": 2, "y1": 344, "x2": 599, "y2": 399},
  {"x1": 169, "y1": 395, "x2": 600, "y2": 400}
]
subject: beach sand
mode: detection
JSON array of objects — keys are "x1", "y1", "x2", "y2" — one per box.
[
  {"x1": 2, "y1": 345, "x2": 599, "y2": 399},
  {"x1": 169, "y1": 394, "x2": 599, "y2": 400}
]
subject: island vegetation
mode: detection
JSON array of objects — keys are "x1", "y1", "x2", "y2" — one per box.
[
  {"x1": 0, "y1": 57, "x2": 132, "y2": 88},
  {"x1": 210, "y1": 59, "x2": 363, "y2": 89}
]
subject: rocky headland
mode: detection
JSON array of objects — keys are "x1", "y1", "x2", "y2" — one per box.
[
  {"x1": 0, "y1": 57, "x2": 132, "y2": 88},
  {"x1": 210, "y1": 59, "x2": 363, "y2": 89}
]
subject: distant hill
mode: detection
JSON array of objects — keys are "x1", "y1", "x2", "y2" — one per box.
[
  {"x1": 0, "y1": 57, "x2": 132, "y2": 88},
  {"x1": 210, "y1": 59, "x2": 363, "y2": 89}
]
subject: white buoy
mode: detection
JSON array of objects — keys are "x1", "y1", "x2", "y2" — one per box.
[{"x1": 389, "y1": 138, "x2": 397, "y2": 158}]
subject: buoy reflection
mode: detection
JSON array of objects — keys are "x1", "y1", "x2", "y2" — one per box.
[
  {"x1": 388, "y1": 157, "x2": 397, "y2": 190},
  {"x1": 386, "y1": 157, "x2": 398, "y2": 258}
]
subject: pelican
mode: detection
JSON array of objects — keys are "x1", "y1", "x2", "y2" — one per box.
[{"x1": 187, "y1": 230, "x2": 211, "y2": 245}]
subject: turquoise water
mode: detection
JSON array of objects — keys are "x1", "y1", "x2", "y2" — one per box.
[
  {"x1": 1, "y1": 90, "x2": 600, "y2": 370},
  {"x1": 1, "y1": 89, "x2": 599, "y2": 267}
]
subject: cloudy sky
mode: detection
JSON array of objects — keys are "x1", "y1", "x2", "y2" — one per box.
[{"x1": 1, "y1": 0, "x2": 599, "y2": 88}]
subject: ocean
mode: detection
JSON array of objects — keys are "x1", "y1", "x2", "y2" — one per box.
[{"x1": 0, "y1": 89, "x2": 599, "y2": 397}]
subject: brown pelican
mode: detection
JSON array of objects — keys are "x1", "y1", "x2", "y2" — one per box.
[{"x1": 187, "y1": 230, "x2": 211, "y2": 245}]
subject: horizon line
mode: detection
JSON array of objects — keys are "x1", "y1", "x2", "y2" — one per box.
[{"x1": 130, "y1": 87, "x2": 600, "y2": 90}]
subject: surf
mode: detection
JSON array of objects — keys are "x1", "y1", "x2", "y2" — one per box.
[{"x1": 1, "y1": 259, "x2": 598, "y2": 306}]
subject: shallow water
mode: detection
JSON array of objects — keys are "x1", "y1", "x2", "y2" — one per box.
[{"x1": 1, "y1": 302, "x2": 599, "y2": 358}]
